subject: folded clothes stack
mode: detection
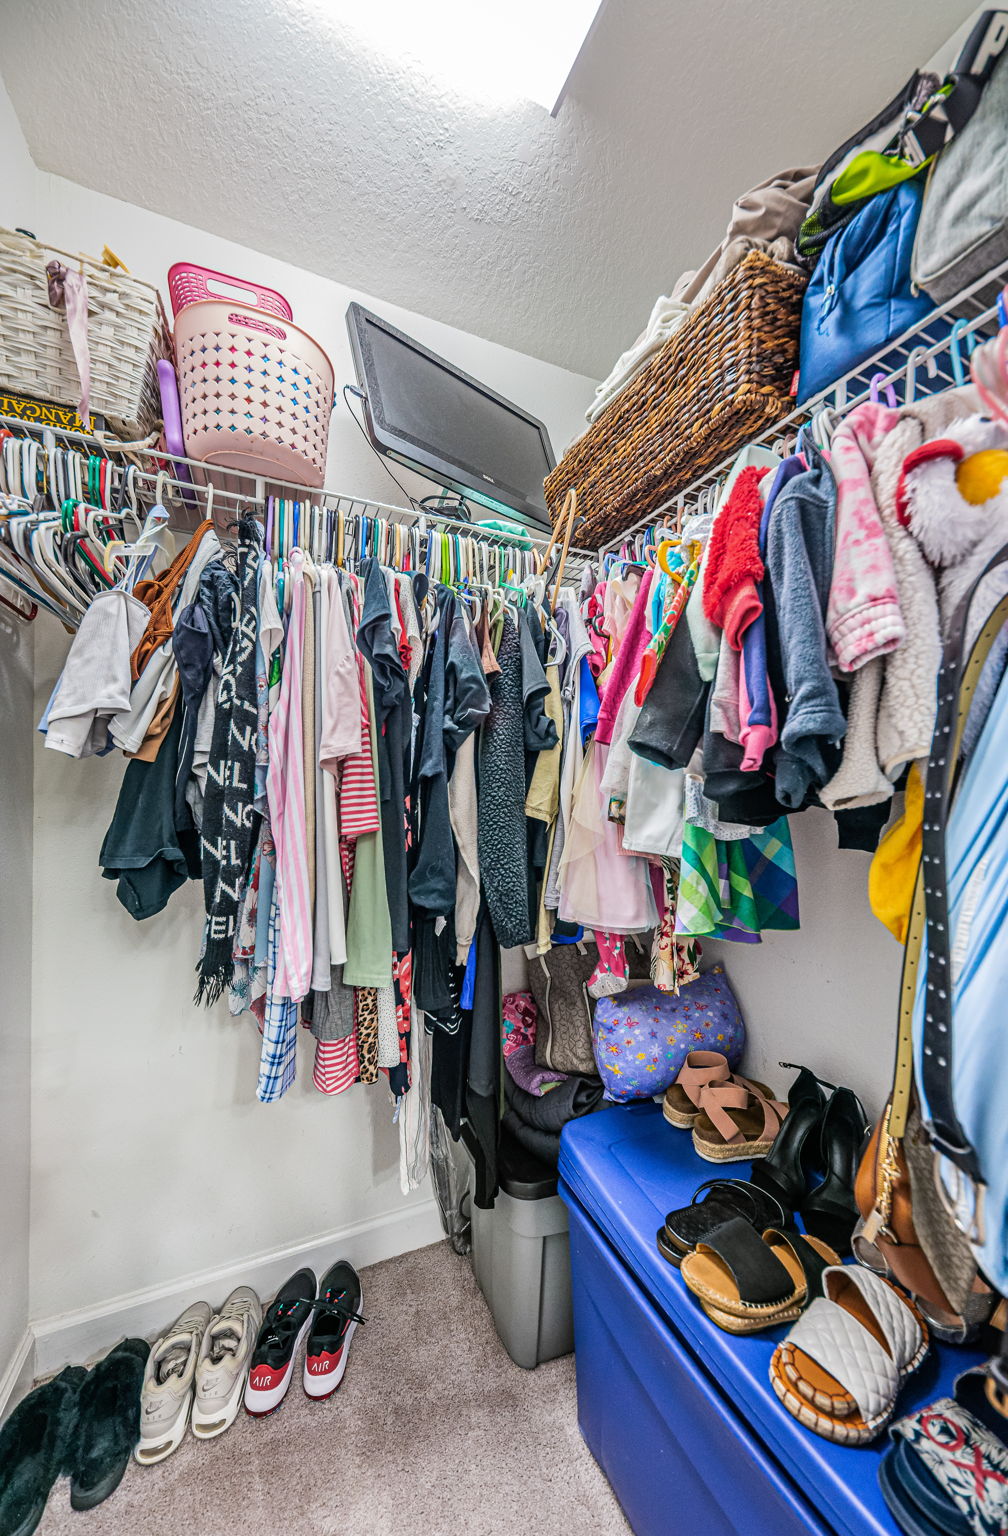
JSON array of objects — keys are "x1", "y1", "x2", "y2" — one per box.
[
  {"x1": 502, "y1": 1072, "x2": 605, "y2": 1166},
  {"x1": 501, "y1": 990, "x2": 605, "y2": 1165}
]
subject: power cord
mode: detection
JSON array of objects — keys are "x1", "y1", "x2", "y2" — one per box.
[
  {"x1": 418, "y1": 492, "x2": 473, "y2": 523},
  {"x1": 341, "y1": 384, "x2": 419, "y2": 511}
]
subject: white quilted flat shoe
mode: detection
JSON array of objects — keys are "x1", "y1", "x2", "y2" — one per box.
[{"x1": 769, "y1": 1265, "x2": 929, "y2": 1445}]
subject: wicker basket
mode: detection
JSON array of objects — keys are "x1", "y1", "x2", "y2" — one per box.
[
  {"x1": 0, "y1": 228, "x2": 171, "y2": 439},
  {"x1": 546, "y1": 251, "x2": 807, "y2": 548}
]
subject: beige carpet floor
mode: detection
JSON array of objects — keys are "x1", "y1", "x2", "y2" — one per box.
[{"x1": 36, "y1": 1240, "x2": 630, "y2": 1536}]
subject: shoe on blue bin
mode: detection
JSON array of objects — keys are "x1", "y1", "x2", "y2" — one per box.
[{"x1": 880, "y1": 1367, "x2": 1008, "y2": 1536}]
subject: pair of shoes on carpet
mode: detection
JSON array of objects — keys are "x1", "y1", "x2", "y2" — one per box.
[
  {"x1": 0, "y1": 1338, "x2": 150, "y2": 1536},
  {"x1": 244, "y1": 1260, "x2": 364, "y2": 1418},
  {"x1": 135, "y1": 1286, "x2": 263, "y2": 1464}
]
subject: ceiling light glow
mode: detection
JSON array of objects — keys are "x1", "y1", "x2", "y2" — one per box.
[{"x1": 322, "y1": 0, "x2": 604, "y2": 112}]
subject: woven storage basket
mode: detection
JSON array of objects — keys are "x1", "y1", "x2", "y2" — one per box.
[
  {"x1": 546, "y1": 251, "x2": 807, "y2": 548},
  {"x1": 0, "y1": 228, "x2": 170, "y2": 439}
]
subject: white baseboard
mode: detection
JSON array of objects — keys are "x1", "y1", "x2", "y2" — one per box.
[
  {"x1": 0, "y1": 1329, "x2": 37, "y2": 1420},
  {"x1": 31, "y1": 1198, "x2": 443, "y2": 1378}
]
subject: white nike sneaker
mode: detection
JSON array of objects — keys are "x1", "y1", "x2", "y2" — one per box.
[
  {"x1": 191, "y1": 1286, "x2": 262, "y2": 1439},
  {"x1": 135, "y1": 1301, "x2": 212, "y2": 1465}
]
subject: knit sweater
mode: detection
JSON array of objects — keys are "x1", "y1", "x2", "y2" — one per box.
[
  {"x1": 820, "y1": 387, "x2": 983, "y2": 810},
  {"x1": 764, "y1": 445, "x2": 847, "y2": 809}
]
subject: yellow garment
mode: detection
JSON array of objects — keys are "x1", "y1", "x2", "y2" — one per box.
[
  {"x1": 525, "y1": 663, "x2": 564, "y2": 824},
  {"x1": 868, "y1": 762, "x2": 924, "y2": 942}
]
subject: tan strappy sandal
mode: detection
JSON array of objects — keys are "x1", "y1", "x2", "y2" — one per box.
[
  {"x1": 691, "y1": 1078, "x2": 789, "y2": 1163},
  {"x1": 662, "y1": 1051, "x2": 773, "y2": 1130}
]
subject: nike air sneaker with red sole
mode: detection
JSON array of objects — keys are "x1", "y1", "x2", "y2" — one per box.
[
  {"x1": 243, "y1": 1268, "x2": 317, "y2": 1417},
  {"x1": 303, "y1": 1261, "x2": 364, "y2": 1400}
]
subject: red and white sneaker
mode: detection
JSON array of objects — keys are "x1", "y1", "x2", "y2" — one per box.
[
  {"x1": 303, "y1": 1261, "x2": 364, "y2": 1400},
  {"x1": 243, "y1": 1268, "x2": 317, "y2": 1417}
]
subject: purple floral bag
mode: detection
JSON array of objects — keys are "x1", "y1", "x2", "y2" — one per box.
[{"x1": 591, "y1": 965, "x2": 745, "y2": 1103}]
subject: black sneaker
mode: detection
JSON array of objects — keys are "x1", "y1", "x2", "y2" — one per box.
[
  {"x1": 243, "y1": 1268, "x2": 317, "y2": 1416},
  {"x1": 303, "y1": 1262, "x2": 364, "y2": 1400}
]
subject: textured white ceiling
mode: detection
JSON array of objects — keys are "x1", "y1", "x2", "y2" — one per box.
[{"x1": 1, "y1": 0, "x2": 979, "y2": 377}]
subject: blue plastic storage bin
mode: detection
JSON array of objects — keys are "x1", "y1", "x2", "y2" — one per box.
[{"x1": 558, "y1": 1103, "x2": 982, "y2": 1536}]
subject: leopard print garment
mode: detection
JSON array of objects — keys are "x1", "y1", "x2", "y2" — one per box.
[{"x1": 355, "y1": 988, "x2": 379, "y2": 1084}]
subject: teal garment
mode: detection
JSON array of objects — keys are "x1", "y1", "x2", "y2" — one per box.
[
  {"x1": 99, "y1": 705, "x2": 201, "y2": 920},
  {"x1": 342, "y1": 665, "x2": 393, "y2": 989},
  {"x1": 675, "y1": 817, "x2": 798, "y2": 941}
]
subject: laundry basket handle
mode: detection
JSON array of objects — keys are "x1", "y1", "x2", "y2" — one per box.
[{"x1": 167, "y1": 262, "x2": 293, "y2": 322}]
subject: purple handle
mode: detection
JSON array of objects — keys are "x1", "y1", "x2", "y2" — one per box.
[{"x1": 157, "y1": 359, "x2": 195, "y2": 503}]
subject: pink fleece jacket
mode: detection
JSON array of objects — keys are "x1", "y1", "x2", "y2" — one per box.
[{"x1": 826, "y1": 402, "x2": 906, "y2": 671}]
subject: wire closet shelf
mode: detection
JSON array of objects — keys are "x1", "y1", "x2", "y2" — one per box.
[
  {"x1": 0, "y1": 412, "x2": 593, "y2": 577},
  {"x1": 598, "y1": 255, "x2": 1008, "y2": 555}
]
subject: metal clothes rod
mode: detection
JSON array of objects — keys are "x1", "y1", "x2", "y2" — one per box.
[
  {"x1": 0, "y1": 413, "x2": 591, "y2": 560},
  {"x1": 598, "y1": 255, "x2": 1008, "y2": 556}
]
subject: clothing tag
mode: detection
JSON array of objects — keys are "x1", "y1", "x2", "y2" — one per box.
[{"x1": 434, "y1": 915, "x2": 447, "y2": 936}]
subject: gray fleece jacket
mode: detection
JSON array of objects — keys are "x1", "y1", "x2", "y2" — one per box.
[{"x1": 766, "y1": 443, "x2": 847, "y2": 808}]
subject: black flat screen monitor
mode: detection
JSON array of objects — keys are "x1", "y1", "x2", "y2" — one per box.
[{"x1": 346, "y1": 303, "x2": 556, "y2": 530}]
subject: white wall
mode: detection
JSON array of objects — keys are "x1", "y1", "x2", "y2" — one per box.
[
  {"x1": 24, "y1": 168, "x2": 597, "y2": 1339},
  {"x1": 0, "y1": 618, "x2": 35, "y2": 1397},
  {"x1": 0, "y1": 76, "x2": 36, "y2": 229},
  {"x1": 0, "y1": 87, "x2": 37, "y2": 1407},
  {"x1": 706, "y1": 810, "x2": 903, "y2": 1122}
]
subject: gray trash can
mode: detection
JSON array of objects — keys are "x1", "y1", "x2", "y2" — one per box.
[{"x1": 463, "y1": 1124, "x2": 574, "y2": 1370}]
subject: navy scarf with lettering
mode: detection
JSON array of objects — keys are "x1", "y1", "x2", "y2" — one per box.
[{"x1": 195, "y1": 518, "x2": 261, "y2": 1005}]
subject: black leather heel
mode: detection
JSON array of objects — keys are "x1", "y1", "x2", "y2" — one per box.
[
  {"x1": 800, "y1": 1087, "x2": 869, "y2": 1256},
  {"x1": 749, "y1": 1064, "x2": 831, "y2": 1213}
]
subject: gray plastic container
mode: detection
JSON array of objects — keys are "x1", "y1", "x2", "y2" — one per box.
[{"x1": 464, "y1": 1129, "x2": 574, "y2": 1370}]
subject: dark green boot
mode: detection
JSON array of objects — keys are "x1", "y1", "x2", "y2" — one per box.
[
  {"x1": 69, "y1": 1338, "x2": 150, "y2": 1511},
  {"x1": 0, "y1": 1366, "x2": 86, "y2": 1536}
]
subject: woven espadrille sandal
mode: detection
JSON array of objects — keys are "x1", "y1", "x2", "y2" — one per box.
[
  {"x1": 691, "y1": 1079, "x2": 788, "y2": 1163},
  {"x1": 769, "y1": 1267, "x2": 929, "y2": 1446},
  {"x1": 679, "y1": 1217, "x2": 839, "y2": 1335}
]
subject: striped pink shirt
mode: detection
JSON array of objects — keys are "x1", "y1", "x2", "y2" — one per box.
[
  {"x1": 338, "y1": 574, "x2": 380, "y2": 840},
  {"x1": 267, "y1": 551, "x2": 313, "y2": 1001}
]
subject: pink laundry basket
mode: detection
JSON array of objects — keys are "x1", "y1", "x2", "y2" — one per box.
[{"x1": 173, "y1": 293, "x2": 334, "y2": 487}]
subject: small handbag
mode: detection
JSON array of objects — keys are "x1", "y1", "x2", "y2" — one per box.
[
  {"x1": 854, "y1": 1090, "x2": 963, "y2": 1320},
  {"x1": 797, "y1": 175, "x2": 937, "y2": 403},
  {"x1": 530, "y1": 936, "x2": 650, "y2": 1077},
  {"x1": 591, "y1": 965, "x2": 745, "y2": 1104},
  {"x1": 914, "y1": 34, "x2": 1008, "y2": 302}
]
